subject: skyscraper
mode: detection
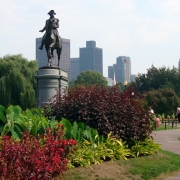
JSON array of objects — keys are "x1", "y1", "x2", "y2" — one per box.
[
  {"x1": 70, "y1": 58, "x2": 79, "y2": 80},
  {"x1": 79, "y1": 41, "x2": 103, "y2": 74},
  {"x1": 36, "y1": 38, "x2": 70, "y2": 78},
  {"x1": 108, "y1": 66, "x2": 114, "y2": 80},
  {"x1": 178, "y1": 59, "x2": 180, "y2": 69},
  {"x1": 116, "y1": 56, "x2": 131, "y2": 83},
  {"x1": 108, "y1": 56, "x2": 131, "y2": 84}
]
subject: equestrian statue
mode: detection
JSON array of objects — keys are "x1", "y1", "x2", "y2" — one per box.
[{"x1": 39, "y1": 10, "x2": 62, "y2": 66}]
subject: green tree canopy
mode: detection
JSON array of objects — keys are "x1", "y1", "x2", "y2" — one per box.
[
  {"x1": 143, "y1": 88, "x2": 180, "y2": 116},
  {"x1": 74, "y1": 70, "x2": 107, "y2": 86},
  {"x1": 68, "y1": 79, "x2": 76, "y2": 88},
  {"x1": 135, "y1": 65, "x2": 180, "y2": 97},
  {"x1": 0, "y1": 54, "x2": 38, "y2": 109}
]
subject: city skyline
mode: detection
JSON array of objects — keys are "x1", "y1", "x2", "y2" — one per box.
[
  {"x1": 1, "y1": 1, "x2": 180, "y2": 77},
  {"x1": 108, "y1": 56, "x2": 131, "y2": 84}
]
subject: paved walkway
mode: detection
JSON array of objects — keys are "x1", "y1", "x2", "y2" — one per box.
[{"x1": 152, "y1": 128, "x2": 180, "y2": 180}]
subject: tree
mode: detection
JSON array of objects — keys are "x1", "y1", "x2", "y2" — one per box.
[
  {"x1": 135, "y1": 65, "x2": 180, "y2": 97},
  {"x1": 74, "y1": 70, "x2": 107, "y2": 86},
  {"x1": 143, "y1": 88, "x2": 180, "y2": 116},
  {"x1": 0, "y1": 54, "x2": 38, "y2": 109},
  {"x1": 68, "y1": 79, "x2": 76, "y2": 88}
]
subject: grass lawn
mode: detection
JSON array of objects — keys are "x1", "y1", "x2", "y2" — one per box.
[
  {"x1": 57, "y1": 150, "x2": 180, "y2": 180},
  {"x1": 153, "y1": 123, "x2": 179, "y2": 131}
]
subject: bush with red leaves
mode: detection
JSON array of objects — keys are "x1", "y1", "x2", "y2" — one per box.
[
  {"x1": 0, "y1": 125, "x2": 76, "y2": 180},
  {"x1": 47, "y1": 85, "x2": 151, "y2": 146}
]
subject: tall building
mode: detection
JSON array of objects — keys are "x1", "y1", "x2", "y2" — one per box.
[
  {"x1": 36, "y1": 38, "x2": 70, "y2": 78},
  {"x1": 178, "y1": 59, "x2": 180, "y2": 69},
  {"x1": 116, "y1": 56, "x2": 131, "y2": 83},
  {"x1": 108, "y1": 65, "x2": 114, "y2": 80},
  {"x1": 79, "y1": 41, "x2": 103, "y2": 74},
  {"x1": 70, "y1": 58, "x2": 79, "y2": 80},
  {"x1": 108, "y1": 56, "x2": 131, "y2": 84}
]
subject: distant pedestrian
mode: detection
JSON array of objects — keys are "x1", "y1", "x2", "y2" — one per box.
[
  {"x1": 149, "y1": 106, "x2": 154, "y2": 114},
  {"x1": 149, "y1": 106, "x2": 161, "y2": 127},
  {"x1": 176, "y1": 105, "x2": 180, "y2": 123}
]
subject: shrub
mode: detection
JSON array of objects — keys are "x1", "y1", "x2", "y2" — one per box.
[
  {"x1": 0, "y1": 125, "x2": 76, "y2": 180},
  {"x1": 46, "y1": 85, "x2": 151, "y2": 145},
  {"x1": 69, "y1": 133, "x2": 160, "y2": 168}
]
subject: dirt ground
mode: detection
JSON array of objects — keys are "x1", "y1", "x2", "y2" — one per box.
[{"x1": 62, "y1": 161, "x2": 142, "y2": 180}]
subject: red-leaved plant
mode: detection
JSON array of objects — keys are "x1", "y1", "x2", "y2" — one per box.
[
  {"x1": 46, "y1": 85, "x2": 151, "y2": 146},
  {"x1": 0, "y1": 124, "x2": 76, "y2": 180}
]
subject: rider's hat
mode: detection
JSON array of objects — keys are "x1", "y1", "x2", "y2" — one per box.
[{"x1": 48, "y1": 10, "x2": 56, "y2": 15}]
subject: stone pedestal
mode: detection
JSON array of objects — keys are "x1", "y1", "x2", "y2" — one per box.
[{"x1": 36, "y1": 66, "x2": 68, "y2": 107}]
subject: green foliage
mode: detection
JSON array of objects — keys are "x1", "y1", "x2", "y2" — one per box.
[
  {"x1": 131, "y1": 139, "x2": 161, "y2": 157},
  {"x1": 74, "y1": 70, "x2": 107, "y2": 86},
  {"x1": 60, "y1": 118, "x2": 105, "y2": 144},
  {"x1": 69, "y1": 132, "x2": 131, "y2": 167},
  {"x1": 68, "y1": 79, "x2": 76, "y2": 87},
  {"x1": 135, "y1": 65, "x2": 180, "y2": 97},
  {"x1": 144, "y1": 88, "x2": 180, "y2": 116},
  {"x1": 171, "y1": 113, "x2": 175, "y2": 119},
  {"x1": 0, "y1": 105, "x2": 58, "y2": 139},
  {"x1": 149, "y1": 113, "x2": 157, "y2": 130},
  {"x1": 69, "y1": 132, "x2": 160, "y2": 168},
  {"x1": 0, "y1": 54, "x2": 37, "y2": 109}
]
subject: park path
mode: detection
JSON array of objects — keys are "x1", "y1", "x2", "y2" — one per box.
[
  {"x1": 152, "y1": 128, "x2": 180, "y2": 180},
  {"x1": 152, "y1": 128, "x2": 180, "y2": 155}
]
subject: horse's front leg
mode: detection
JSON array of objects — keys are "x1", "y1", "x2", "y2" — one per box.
[
  {"x1": 48, "y1": 47, "x2": 53, "y2": 66},
  {"x1": 57, "y1": 48, "x2": 62, "y2": 67}
]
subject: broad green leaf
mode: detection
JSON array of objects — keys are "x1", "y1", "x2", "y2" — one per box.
[
  {"x1": 60, "y1": 118, "x2": 72, "y2": 131},
  {"x1": 0, "y1": 125, "x2": 4, "y2": 134},
  {"x1": 11, "y1": 125, "x2": 23, "y2": 139},
  {"x1": 0, "y1": 112, "x2": 7, "y2": 124},
  {"x1": 60, "y1": 118, "x2": 72, "y2": 138},
  {"x1": 1, "y1": 123, "x2": 10, "y2": 136},
  {"x1": 0, "y1": 105, "x2": 6, "y2": 115},
  {"x1": 6, "y1": 105, "x2": 22, "y2": 122},
  {"x1": 15, "y1": 116, "x2": 28, "y2": 131},
  {"x1": 78, "y1": 122, "x2": 85, "y2": 131},
  {"x1": 30, "y1": 122, "x2": 38, "y2": 136},
  {"x1": 71, "y1": 121, "x2": 78, "y2": 140}
]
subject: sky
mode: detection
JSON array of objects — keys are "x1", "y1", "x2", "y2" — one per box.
[{"x1": 1, "y1": 0, "x2": 180, "y2": 77}]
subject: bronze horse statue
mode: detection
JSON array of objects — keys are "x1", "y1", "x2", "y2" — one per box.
[{"x1": 39, "y1": 10, "x2": 62, "y2": 67}]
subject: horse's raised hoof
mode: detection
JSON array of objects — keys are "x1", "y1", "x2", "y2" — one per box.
[{"x1": 39, "y1": 46, "x2": 43, "y2": 50}]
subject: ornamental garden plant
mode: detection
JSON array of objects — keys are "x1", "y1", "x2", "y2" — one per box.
[
  {"x1": 0, "y1": 125, "x2": 76, "y2": 180},
  {"x1": 47, "y1": 85, "x2": 151, "y2": 146},
  {"x1": 0, "y1": 104, "x2": 160, "y2": 179}
]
